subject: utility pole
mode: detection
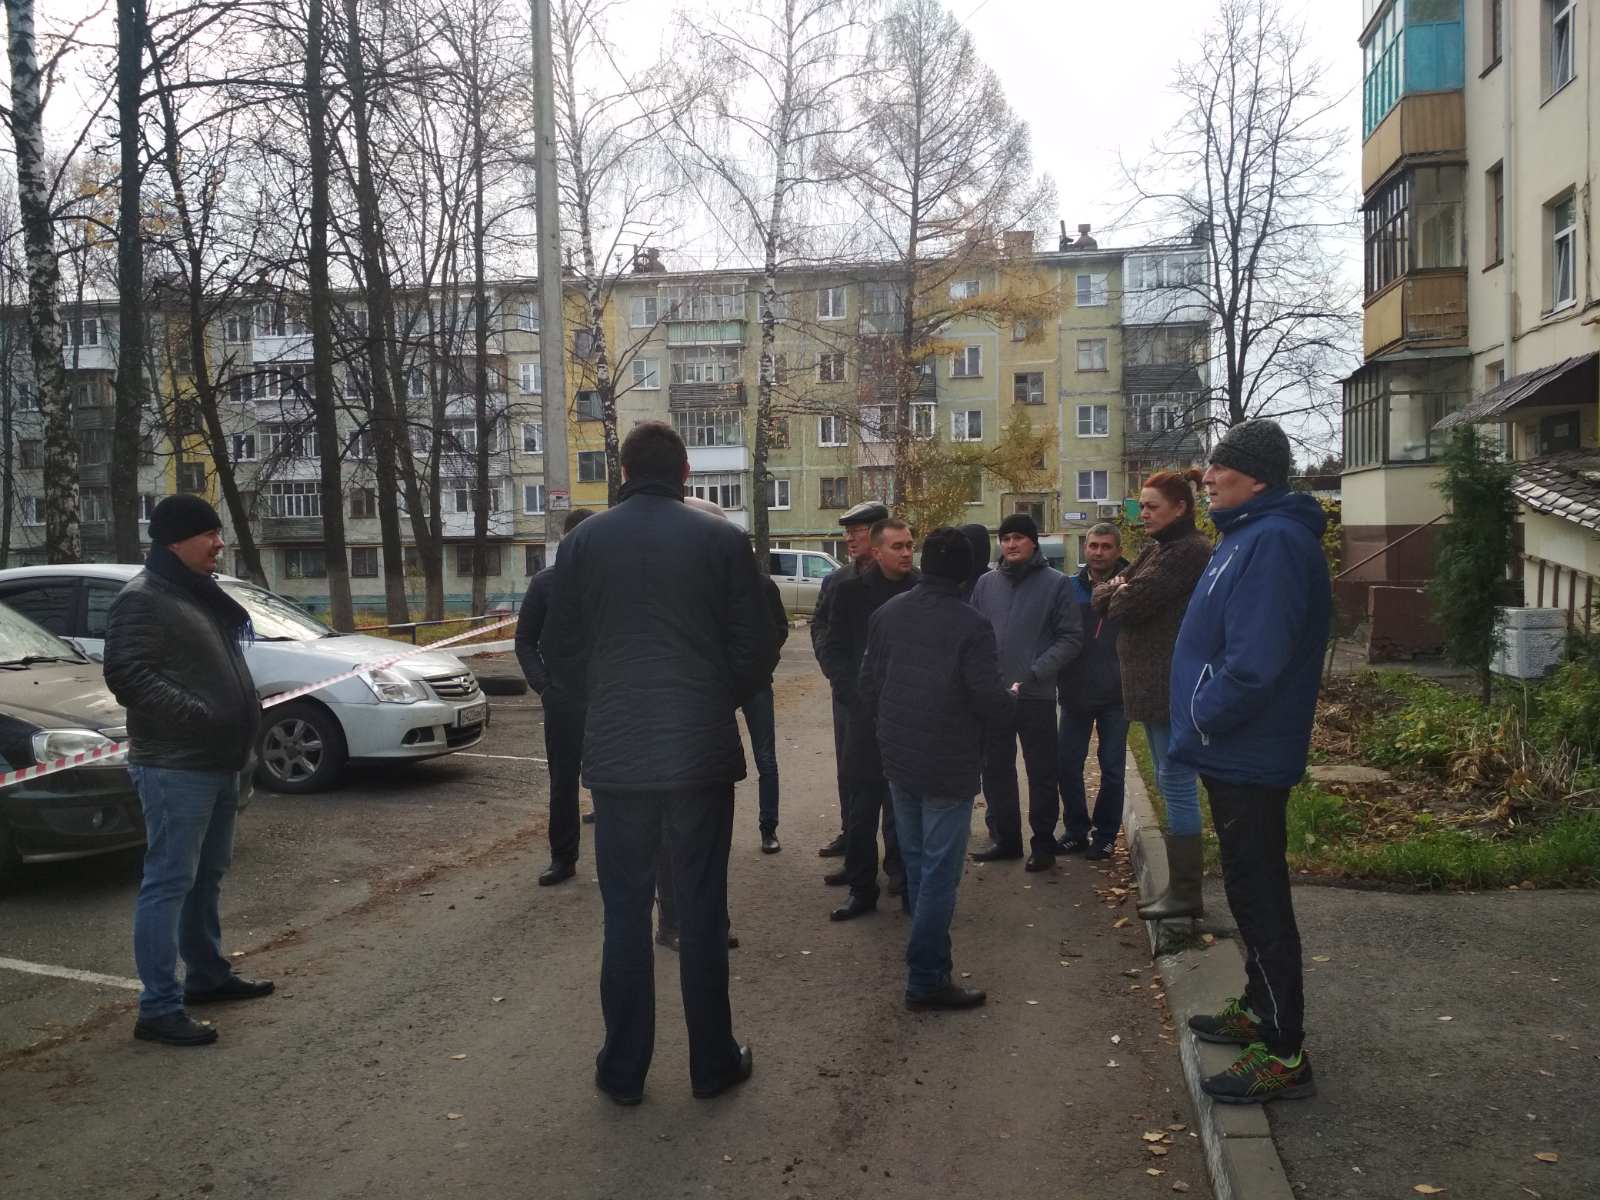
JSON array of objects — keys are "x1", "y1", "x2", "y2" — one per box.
[{"x1": 530, "y1": 0, "x2": 569, "y2": 558}]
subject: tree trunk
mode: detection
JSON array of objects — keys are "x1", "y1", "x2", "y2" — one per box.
[
  {"x1": 344, "y1": 0, "x2": 410, "y2": 623},
  {"x1": 111, "y1": 0, "x2": 147, "y2": 564},
  {"x1": 469, "y1": 76, "x2": 490, "y2": 615},
  {"x1": 307, "y1": 0, "x2": 354, "y2": 629},
  {"x1": 751, "y1": 126, "x2": 790, "y2": 567},
  {"x1": 5, "y1": 0, "x2": 78, "y2": 563}
]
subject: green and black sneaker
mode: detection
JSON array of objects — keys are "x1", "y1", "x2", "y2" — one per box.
[
  {"x1": 1200, "y1": 1042, "x2": 1316, "y2": 1105},
  {"x1": 1188, "y1": 996, "x2": 1262, "y2": 1046}
]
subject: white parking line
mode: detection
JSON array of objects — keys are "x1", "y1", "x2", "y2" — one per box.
[
  {"x1": 0, "y1": 956, "x2": 141, "y2": 991},
  {"x1": 456, "y1": 752, "x2": 549, "y2": 765}
]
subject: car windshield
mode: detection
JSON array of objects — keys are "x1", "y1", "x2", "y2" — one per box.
[
  {"x1": 221, "y1": 582, "x2": 336, "y2": 642},
  {"x1": 0, "y1": 600, "x2": 86, "y2": 663}
]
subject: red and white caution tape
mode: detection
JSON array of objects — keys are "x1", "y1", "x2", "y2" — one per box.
[{"x1": 0, "y1": 615, "x2": 519, "y2": 792}]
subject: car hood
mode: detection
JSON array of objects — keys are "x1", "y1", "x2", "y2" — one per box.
[
  {"x1": 0, "y1": 660, "x2": 125, "y2": 730},
  {"x1": 248, "y1": 634, "x2": 470, "y2": 682}
]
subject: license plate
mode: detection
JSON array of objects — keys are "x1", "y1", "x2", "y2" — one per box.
[{"x1": 457, "y1": 703, "x2": 486, "y2": 728}]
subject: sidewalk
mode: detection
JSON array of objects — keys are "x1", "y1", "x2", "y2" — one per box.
[{"x1": 1124, "y1": 762, "x2": 1600, "y2": 1200}]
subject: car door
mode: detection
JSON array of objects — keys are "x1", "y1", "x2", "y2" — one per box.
[
  {"x1": 795, "y1": 553, "x2": 835, "y2": 616},
  {"x1": 0, "y1": 578, "x2": 82, "y2": 642},
  {"x1": 767, "y1": 552, "x2": 801, "y2": 616}
]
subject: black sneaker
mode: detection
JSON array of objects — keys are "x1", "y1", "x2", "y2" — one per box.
[
  {"x1": 581, "y1": 811, "x2": 596, "y2": 825},
  {"x1": 760, "y1": 831, "x2": 781, "y2": 854},
  {"x1": 1056, "y1": 835, "x2": 1091, "y2": 854},
  {"x1": 134, "y1": 1010, "x2": 218, "y2": 1046},
  {"x1": 817, "y1": 832, "x2": 847, "y2": 858},
  {"x1": 1200, "y1": 1043, "x2": 1316, "y2": 1104},
  {"x1": 1084, "y1": 842, "x2": 1114, "y2": 861},
  {"x1": 905, "y1": 983, "x2": 986, "y2": 1011},
  {"x1": 1189, "y1": 996, "x2": 1263, "y2": 1046},
  {"x1": 184, "y1": 975, "x2": 274, "y2": 1005}
]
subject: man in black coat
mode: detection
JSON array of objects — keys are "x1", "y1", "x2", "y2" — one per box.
[
  {"x1": 543, "y1": 422, "x2": 779, "y2": 1106},
  {"x1": 809, "y1": 499, "x2": 888, "y2": 857},
  {"x1": 514, "y1": 507, "x2": 594, "y2": 886},
  {"x1": 857, "y1": 527, "x2": 1015, "y2": 1009},
  {"x1": 1056, "y1": 522, "x2": 1131, "y2": 859},
  {"x1": 821, "y1": 518, "x2": 917, "y2": 921}
]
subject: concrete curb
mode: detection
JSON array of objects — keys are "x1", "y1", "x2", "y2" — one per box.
[
  {"x1": 457, "y1": 639, "x2": 514, "y2": 658},
  {"x1": 1122, "y1": 756, "x2": 1295, "y2": 1200}
]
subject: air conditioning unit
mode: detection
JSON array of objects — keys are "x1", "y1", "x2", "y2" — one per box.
[
  {"x1": 1097, "y1": 504, "x2": 1121, "y2": 519},
  {"x1": 1491, "y1": 607, "x2": 1568, "y2": 679}
]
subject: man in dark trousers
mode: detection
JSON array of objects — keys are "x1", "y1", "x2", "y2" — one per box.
[
  {"x1": 1056, "y1": 522, "x2": 1130, "y2": 860},
  {"x1": 969, "y1": 513, "x2": 1082, "y2": 871},
  {"x1": 1169, "y1": 419, "x2": 1329, "y2": 1104},
  {"x1": 103, "y1": 495, "x2": 268, "y2": 1047},
  {"x1": 857, "y1": 528, "x2": 1015, "y2": 1008},
  {"x1": 810, "y1": 499, "x2": 888, "y2": 857},
  {"x1": 514, "y1": 507, "x2": 595, "y2": 886},
  {"x1": 821, "y1": 517, "x2": 917, "y2": 921},
  {"x1": 543, "y1": 422, "x2": 779, "y2": 1106}
]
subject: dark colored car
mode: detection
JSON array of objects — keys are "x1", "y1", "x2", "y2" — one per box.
[{"x1": 0, "y1": 601, "x2": 250, "y2": 885}]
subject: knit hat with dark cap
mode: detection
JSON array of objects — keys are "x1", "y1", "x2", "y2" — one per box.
[
  {"x1": 920, "y1": 527, "x2": 973, "y2": 583},
  {"x1": 148, "y1": 494, "x2": 224, "y2": 546},
  {"x1": 997, "y1": 512, "x2": 1039, "y2": 544},
  {"x1": 1209, "y1": 419, "x2": 1293, "y2": 490}
]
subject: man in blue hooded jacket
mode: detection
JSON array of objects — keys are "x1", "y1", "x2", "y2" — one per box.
[{"x1": 1167, "y1": 419, "x2": 1329, "y2": 1106}]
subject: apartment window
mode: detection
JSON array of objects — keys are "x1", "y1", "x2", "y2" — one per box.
[
  {"x1": 79, "y1": 429, "x2": 112, "y2": 466},
  {"x1": 1126, "y1": 327, "x2": 1200, "y2": 366},
  {"x1": 817, "y1": 352, "x2": 847, "y2": 384},
  {"x1": 818, "y1": 414, "x2": 849, "y2": 447},
  {"x1": 18, "y1": 439, "x2": 40, "y2": 469},
  {"x1": 1076, "y1": 470, "x2": 1110, "y2": 502},
  {"x1": 516, "y1": 298, "x2": 541, "y2": 332},
  {"x1": 137, "y1": 493, "x2": 159, "y2": 524},
  {"x1": 79, "y1": 487, "x2": 110, "y2": 523},
  {"x1": 950, "y1": 278, "x2": 980, "y2": 301},
  {"x1": 525, "y1": 545, "x2": 545, "y2": 575},
  {"x1": 1487, "y1": 163, "x2": 1504, "y2": 266},
  {"x1": 225, "y1": 374, "x2": 255, "y2": 404},
  {"x1": 1363, "y1": 0, "x2": 1405, "y2": 136},
  {"x1": 64, "y1": 316, "x2": 100, "y2": 347},
  {"x1": 20, "y1": 496, "x2": 42, "y2": 526},
  {"x1": 177, "y1": 462, "x2": 206, "y2": 494},
  {"x1": 769, "y1": 415, "x2": 790, "y2": 449},
  {"x1": 912, "y1": 402, "x2": 935, "y2": 438},
  {"x1": 1075, "y1": 273, "x2": 1108, "y2": 307},
  {"x1": 15, "y1": 387, "x2": 36, "y2": 411},
  {"x1": 1549, "y1": 0, "x2": 1576, "y2": 94},
  {"x1": 455, "y1": 545, "x2": 503, "y2": 578},
  {"x1": 670, "y1": 345, "x2": 740, "y2": 385},
  {"x1": 256, "y1": 302, "x2": 306, "y2": 339},
  {"x1": 687, "y1": 472, "x2": 743, "y2": 510},
  {"x1": 952, "y1": 346, "x2": 981, "y2": 378},
  {"x1": 1485, "y1": 0, "x2": 1503, "y2": 69},
  {"x1": 577, "y1": 450, "x2": 606, "y2": 482},
  {"x1": 1364, "y1": 171, "x2": 1411, "y2": 295},
  {"x1": 266, "y1": 480, "x2": 321, "y2": 518},
  {"x1": 659, "y1": 282, "x2": 744, "y2": 322},
  {"x1": 951, "y1": 410, "x2": 983, "y2": 442},
  {"x1": 1550, "y1": 193, "x2": 1578, "y2": 310},
  {"x1": 518, "y1": 362, "x2": 542, "y2": 393},
  {"x1": 523, "y1": 483, "x2": 546, "y2": 514},
  {"x1": 631, "y1": 357, "x2": 661, "y2": 390},
  {"x1": 575, "y1": 391, "x2": 604, "y2": 421},
  {"x1": 1076, "y1": 404, "x2": 1109, "y2": 438},
  {"x1": 521, "y1": 422, "x2": 544, "y2": 453},
  {"x1": 264, "y1": 424, "x2": 319, "y2": 461},
  {"x1": 350, "y1": 547, "x2": 378, "y2": 578},
  {"x1": 223, "y1": 312, "x2": 251, "y2": 343},
  {"x1": 450, "y1": 480, "x2": 503, "y2": 514},
  {"x1": 1128, "y1": 252, "x2": 1206, "y2": 291},
  {"x1": 1012, "y1": 317, "x2": 1041, "y2": 341},
  {"x1": 228, "y1": 432, "x2": 255, "y2": 463},
  {"x1": 345, "y1": 428, "x2": 374, "y2": 460},
  {"x1": 672, "y1": 408, "x2": 743, "y2": 447},
  {"x1": 407, "y1": 368, "x2": 427, "y2": 399},
  {"x1": 859, "y1": 467, "x2": 896, "y2": 505},
  {"x1": 1413, "y1": 165, "x2": 1463, "y2": 269},
  {"x1": 861, "y1": 405, "x2": 895, "y2": 442},
  {"x1": 765, "y1": 478, "x2": 791, "y2": 510},
  {"x1": 283, "y1": 548, "x2": 327, "y2": 579},
  {"x1": 629, "y1": 295, "x2": 659, "y2": 328},
  {"x1": 1077, "y1": 338, "x2": 1108, "y2": 372},
  {"x1": 350, "y1": 488, "x2": 376, "y2": 518},
  {"x1": 1013, "y1": 372, "x2": 1044, "y2": 405},
  {"x1": 817, "y1": 286, "x2": 847, "y2": 320},
  {"x1": 819, "y1": 476, "x2": 848, "y2": 509}
]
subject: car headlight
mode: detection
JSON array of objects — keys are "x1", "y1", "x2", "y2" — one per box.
[
  {"x1": 359, "y1": 667, "x2": 426, "y2": 704},
  {"x1": 32, "y1": 728, "x2": 119, "y2": 764}
]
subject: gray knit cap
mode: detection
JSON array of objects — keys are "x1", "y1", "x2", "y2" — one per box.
[{"x1": 1209, "y1": 419, "x2": 1293, "y2": 490}]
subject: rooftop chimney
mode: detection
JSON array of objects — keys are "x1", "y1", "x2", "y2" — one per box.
[
  {"x1": 1074, "y1": 223, "x2": 1097, "y2": 250},
  {"x1": 1003, "y1": 230, "x2": 1035, "y2": 257},
  {"x1": 1058, "y1": 220, "x2": 1072, "y2": 251}
]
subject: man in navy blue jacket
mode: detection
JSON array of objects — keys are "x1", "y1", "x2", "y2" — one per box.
[{"x1": 1168, "y1": 419, "x2": 1329, "y2": 1106}]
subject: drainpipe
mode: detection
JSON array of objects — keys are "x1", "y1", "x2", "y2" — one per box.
[{"x1": 1502, "y1": 2, "x2": 1516, "y2": 381}]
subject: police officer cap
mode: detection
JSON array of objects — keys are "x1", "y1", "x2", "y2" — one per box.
[{"x1": 838, "y1": 499, "x2": 889, "y2": 528}]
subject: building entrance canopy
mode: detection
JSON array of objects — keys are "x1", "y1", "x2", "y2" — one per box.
[{"x1": 1435, "y1": 353, "x2": 1598, "y2": 431}]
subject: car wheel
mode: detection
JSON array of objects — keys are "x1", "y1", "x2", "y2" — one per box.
[{"x1": 257, "y1": 702, "x2": 347, "y2": 794}]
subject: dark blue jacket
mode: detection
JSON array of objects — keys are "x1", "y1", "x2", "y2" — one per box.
[
  {"x1": 1058, "y1": 560, "x2": 1127, "y2": 715},
  {"x1": 1167, "y1": 489, "x2": 1330, "y2": 788}
]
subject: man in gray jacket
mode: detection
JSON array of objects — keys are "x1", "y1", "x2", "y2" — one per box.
[{"x1": 969, "y1": 513, "x2": 1082, "y2": 870}]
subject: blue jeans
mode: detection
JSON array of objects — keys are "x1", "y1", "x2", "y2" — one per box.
[
  {"x1": 130, "y1": 767, "x2": 240, "y2": 1019},
  {"x1": 742, "y1": 687, "x2": 779, "y2": 833},
  {"x1": 1058, "y1": 705, "x2": 1129, "y2": 846},
  {"x1": 889, "y1": 784, "x2": 974, "y2": 998},
  {"x1": 1143, "y1": 722, "x2": 1203, "y2": 836}
]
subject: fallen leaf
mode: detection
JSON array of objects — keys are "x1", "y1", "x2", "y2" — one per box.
[
  {"x1": 492, "y1": 997, "x2": 505, "y2": 1004},
  {"x1": 1200, "y1": 933, "x2": 1216, "y2": 946},
  {"x1": 722, "y1": 1155, "x2": 734, "y2": 1163},
  {"x1": 1142, "y1": 1131, "x2": 1167, "y2": 1143},
  {"x1": 420, "y1": 891, "x2": 436, "y2": 897},
  {"x1": 1171, "y1": 1183, "x2": 1190, "y2": 1194},
  {"x1": 1437, "y1": 1015, "x2": 1454, "y2": 1022},
  {"x1": 1146, "y1": 1168, "x2": 1165, "y2": 1177},
  {"x1": 1026, "y1": 1000, "x2": 1040, "y2": 1006},
  {"x1": 1106, "y1": 1059, "x2": 1119, "y2": 1068},
  {"x1": 1312, "y1": 955, "x2": 1332, "y2": 963},
  {"x1": 1112, "y1": 917, "x2": 1131, "y2": 929},
  {"x1": 1167, "y1": 1124, "x2": 1187, "y2": 1132},
  {"x1": 446, "y1": 1113, "x2": 463, "y2": 1121},
  {"x1": 1147, "y1": 1145, "x2": 1169, "y2": 1157},
  {"x1": 1413, "y1": 1187, "x2": 1446, "y2": 1195},
  {"x1": 800, "y1": 950, "x2": 812, "y2": 956},
  {"x1": 449, "y1": 1054, "x2": 467, "y2": 1061},
  {"x1": 960, "y1": 971, "x2": 972, "y2": 978},
  {"x1": 1111, "y1": 1035, "x2": 1122, "y2": 1045},
  {"x1": 1534, "y1": 1152, "x2": 1559, "y2": 1164}
]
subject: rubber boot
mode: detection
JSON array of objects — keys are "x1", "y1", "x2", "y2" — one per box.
[{"x1": 1137, "y1": 834, "x2": 1205, "y2": 921}]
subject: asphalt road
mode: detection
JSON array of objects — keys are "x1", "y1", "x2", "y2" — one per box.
[{"x1": 0, "y1": 641, "x2": 1209, "y2": 1200}]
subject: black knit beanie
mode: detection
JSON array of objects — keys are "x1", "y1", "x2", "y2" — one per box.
[
  {"x1": 1209, "y1": 419, "x2": 1293, "y2": 490},
  {"x1": 920, "y1": 527, "x2": 973, "y2": 583},
  {"x1": 148, "y1": 494, "x2": 224, "y2": 545},
  {"x1": 996, "y1": 513, "x2": 1039, "y2": 543}
]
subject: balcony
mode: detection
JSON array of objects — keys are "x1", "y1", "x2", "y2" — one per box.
[
  {"x1": 666, "y1": 320, "x2": 745, "y2": 347},
  {"x1": 441, "y1": 510, "x2": 513, "y2": 539},
  {"x1": 252, "y1": 333, "x2": 314, "y2": 365},
  {"x1": 1362, "y1": 91, "x2": 1464, "y2": 194},
  {"x1": 687, "y1": 445, "x2": 748, "y2": 474},
  {"x1": 261, "y1": 516, "x2": 325, "y2": 541},
  {"x1": 1363, "y1": 271, "x2": 1468, "y2": 359},
  {"x1": 62, "y1": 342, "x2": 116, "y2": 372},
  {"x1": 669, "y1": 381, "x2": 746, "y2": 410}
]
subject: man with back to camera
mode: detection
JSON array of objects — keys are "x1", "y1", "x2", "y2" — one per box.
[
  {"x1": 103, "y1": 495, "x2": 268, "y2": 1047},
  {"x1": 514, "y1": 506, "x2": 595, "y2": 886},
  {"x1": 1055, "y1": 522, "x2": 1131, "y2": 860},
  {"x1": 542, "y1": 421, "x2": 779, "y2": 1105},
  {"x1": 968, "y1": 513, "x2": 1082, "y2": 872},
  {"x1": 810, "y1": 499, "x2": 888, "y2": 857}
]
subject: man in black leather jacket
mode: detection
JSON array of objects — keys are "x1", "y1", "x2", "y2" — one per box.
[
  {"x1": 103, "y1": 496, "x2": 269, "y2": 1048},
  {"x1": 544, "y1": 422, "x2": 779, "y2": 1105}
]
